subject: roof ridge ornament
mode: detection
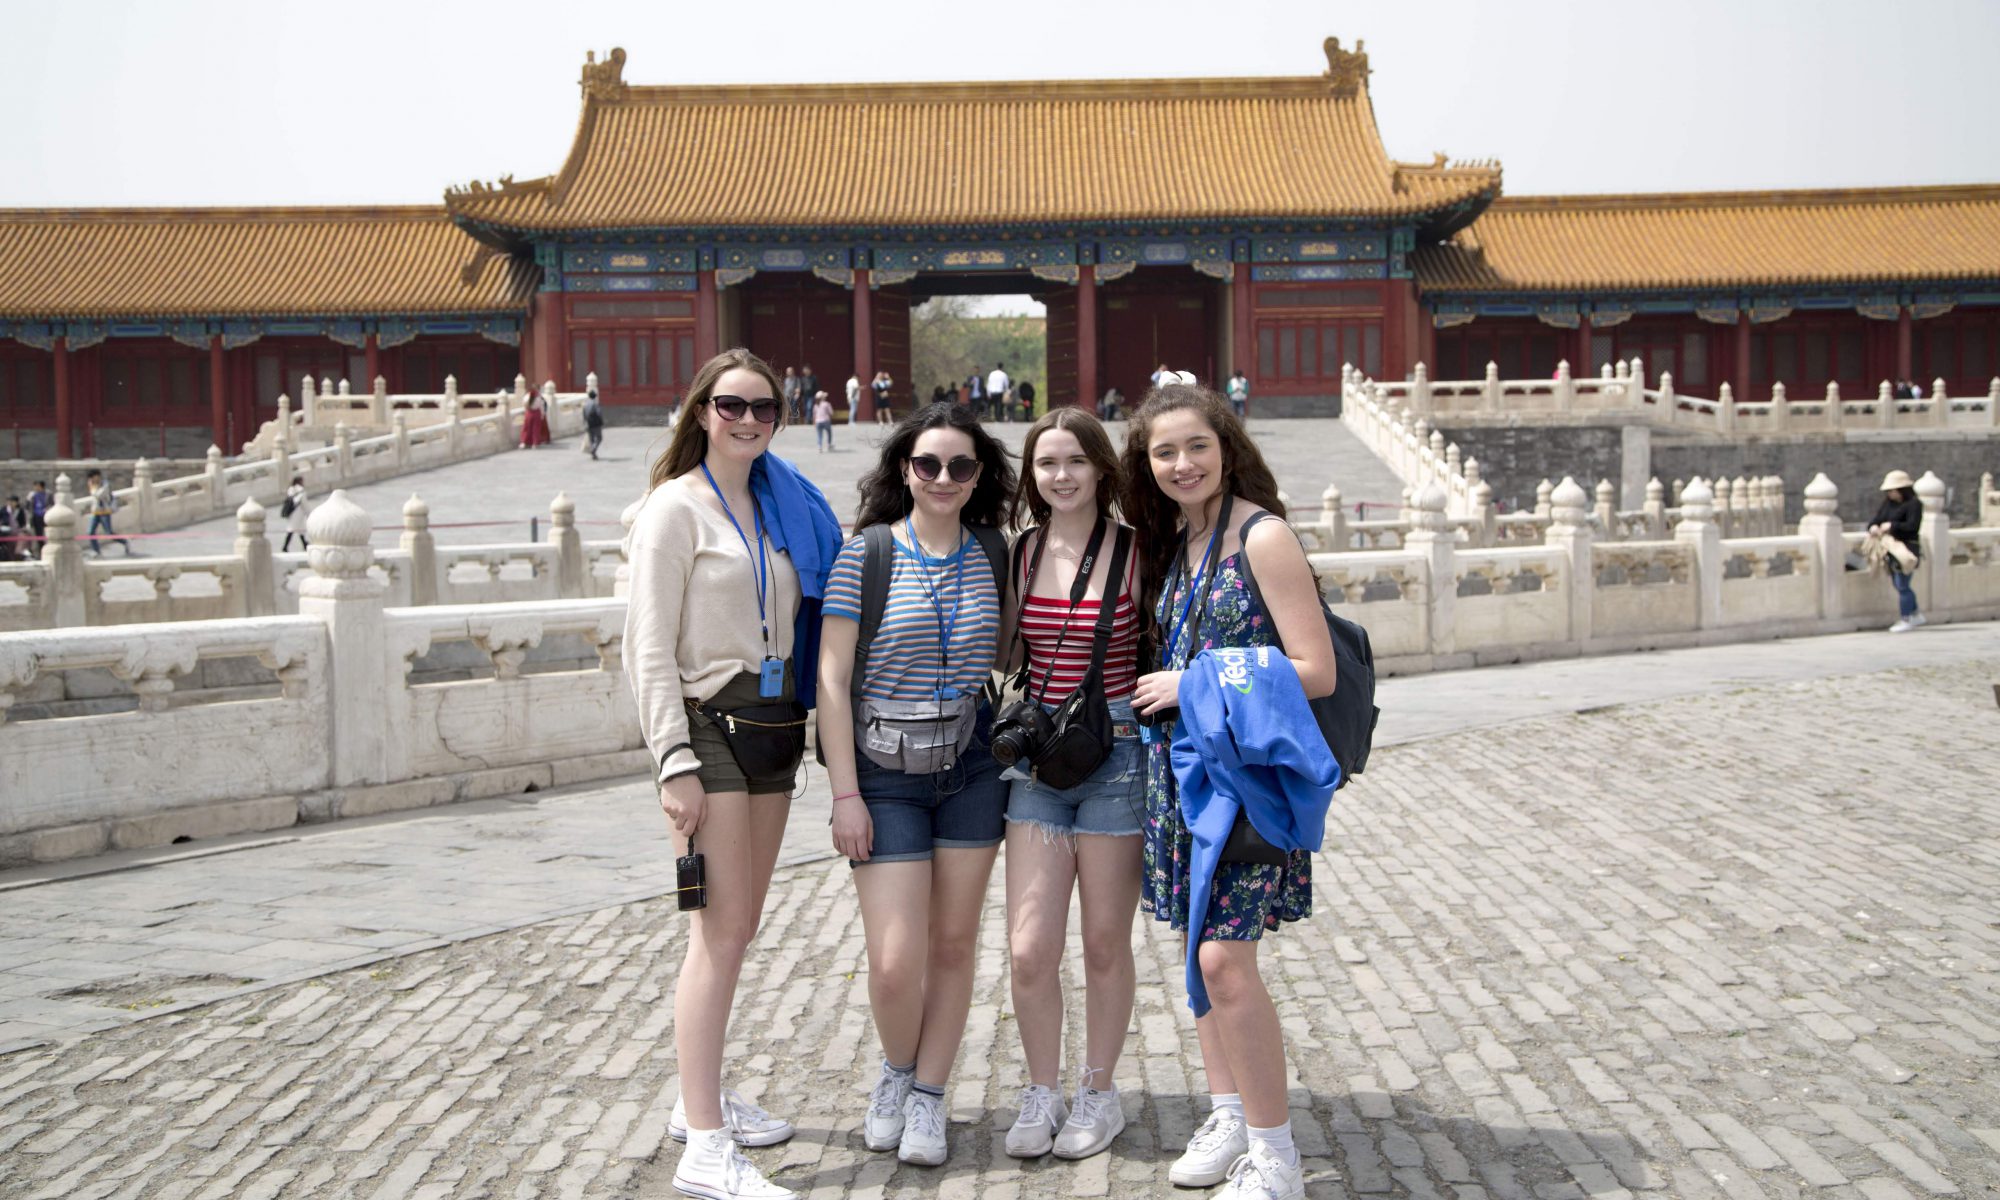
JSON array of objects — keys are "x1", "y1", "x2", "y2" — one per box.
[
  {"x1": 1322, "y1": 37, "x2": 1370, "y2": 98},
  {"x1": 582, "y1": 47, "x2": 629, "y2": 102}
]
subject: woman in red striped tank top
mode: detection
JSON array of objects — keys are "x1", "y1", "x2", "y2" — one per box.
[{"x1": 995, "y1": 409, "x2": 1146, "y2": 1163}]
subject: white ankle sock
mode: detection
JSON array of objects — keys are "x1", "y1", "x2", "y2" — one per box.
[
  {"x1": 1211, "y1": 1092, "x2": 1245, "y2": 1119},
  {"x1": 1247, "y1": 1120, "x2": 1298, "y2": 1167}
]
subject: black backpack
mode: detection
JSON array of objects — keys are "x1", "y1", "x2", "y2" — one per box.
[{"x1": 1237, "y1": 512, "x2": 1378, "y2": 787}]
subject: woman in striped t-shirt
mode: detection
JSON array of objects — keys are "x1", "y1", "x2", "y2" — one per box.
[
  {"x1": 817, "y1": 402, "x2": 1017, "y2": 1168},
  {"x1": 995, "y1": 409, "x2": 1146, "y2": 1163}
]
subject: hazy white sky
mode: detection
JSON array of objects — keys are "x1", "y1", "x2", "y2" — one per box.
[{"x1": 4, "y1": 0, "x2": 1998, "y2": 209}]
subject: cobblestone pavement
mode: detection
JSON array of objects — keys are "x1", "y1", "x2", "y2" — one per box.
[
  {"x1": 2, "y1": 645, "x2": 1996, "y2": 1197},
  {"x1": 153, "y1": 416, "x2": 1408, "y2": 555}
]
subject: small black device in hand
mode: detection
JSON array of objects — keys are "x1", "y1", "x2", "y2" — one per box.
[{"x1": 676, "y1": 836, "x2": 707, "y2": 912}]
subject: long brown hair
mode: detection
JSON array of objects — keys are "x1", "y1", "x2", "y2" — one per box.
[
  {"x1": 646, "y1": 348, "x2": 786, "y2": 491},
  {"x1": 1118, "y1": 382, "x2": 1284, "y2": 633},
  {"x1": 1008, "y1": 407, "x2": 1123, "y2": 530}
]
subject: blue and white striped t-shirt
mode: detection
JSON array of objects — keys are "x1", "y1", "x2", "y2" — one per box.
[{"x1": 822, "y1": 528, "x2": 1001, "y2": 702}]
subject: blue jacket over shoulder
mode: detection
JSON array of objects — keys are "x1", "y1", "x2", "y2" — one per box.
[
  {"x1": 1170, "y1": 645, "x2": 1340, "y2": 1016},
  {"x1": 748, "y1": 451, "x2": 844, "y2": 710}
]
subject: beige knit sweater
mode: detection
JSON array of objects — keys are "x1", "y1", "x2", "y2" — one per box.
[{"x1": 623, "y1": 474, "x2": 800, "y2": 783}]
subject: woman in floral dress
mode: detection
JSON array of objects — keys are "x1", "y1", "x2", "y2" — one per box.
[{"x1": 1121, "y1": 379, "x2": 1337, "y2": 1200}]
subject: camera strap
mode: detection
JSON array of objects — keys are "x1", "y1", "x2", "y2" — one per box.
[
  {"x1": 1164, "y1": 493, "x2": 1235, "y2": 671},
  {"x1": 1009, "y1": 518, "x2": 1107, "y2": 701}
]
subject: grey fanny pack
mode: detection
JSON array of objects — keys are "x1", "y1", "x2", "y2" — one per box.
[{"x1": 856, "y1": 692, "x2": 978, "y2": 775}]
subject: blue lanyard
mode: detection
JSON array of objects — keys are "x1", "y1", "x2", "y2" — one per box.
[
  {"x1": 1164, "y1": 520, "x2": 1223, "y2": 668},
  {"x1": 904, "y1": 516, "x2": 965, "y2": 690},
  {"x1": 700, "y1": 463, "x2": 770, "y2": 650}
]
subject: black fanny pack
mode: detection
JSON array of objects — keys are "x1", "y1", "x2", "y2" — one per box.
[{"x1": 687, "y1": 694, "x2": 807, "y2": 778}]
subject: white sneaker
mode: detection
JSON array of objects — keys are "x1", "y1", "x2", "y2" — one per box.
[
  {"x1": 1910, "y1": 612, "x2": 1928, "y2": 627},
  {"x1": 896, "y1": 1090, "x2": 948, "y2": 1166},
  {"x1": 1170, "y1": 1107, "x2": 1249, "y2": 1187},
  {"x1": 1889, "y1": 618, "x2": 1914, "y2": 633},
  {"x1": 862, "y1": 1065, "x2": 912, "y2": 1152},
  {"x1": 1218, "y1": 1141, "x2": 1305, "y2": 1199},
  {"x1": 672, "y1": 1128, "x2": 795, "y2": 1199},
  {"x1": 1052, "y1": 1084, "x2": 1124, "y2": 1159},
  {"x1": 670, "y1": 1088, "x2": 796, "y2": 1147},
  {"x1": 1004, "y1": 1083, "x2": 1068, "y2": 1158}
]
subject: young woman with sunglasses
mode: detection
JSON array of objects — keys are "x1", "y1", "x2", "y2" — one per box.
[
  {"x1": 995, "y1": 409, "x2": 1146, "y2": 1162},
  {"x1": 627, "y1": 348, "x2": 841, "y2": 1200},
  {"x1": 817, "y1": 402, "x2": 1017, "y2": 1168},
  {"x1": 1121, "y1": 381, "x2": 1336, "y2": 1200}
]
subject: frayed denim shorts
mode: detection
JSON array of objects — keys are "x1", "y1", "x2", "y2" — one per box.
[{"x1": 1002, "y1": 697, "x2": 1145, "y2": 839}]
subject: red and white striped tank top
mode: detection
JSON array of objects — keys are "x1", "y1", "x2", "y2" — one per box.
[{"x1": 1018, "y1": 589, "x2": 1141, "y2": 702}]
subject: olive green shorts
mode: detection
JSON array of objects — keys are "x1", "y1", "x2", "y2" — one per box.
[{"x1": 687, "y1": 666, "x2": 800, "y2": 796}]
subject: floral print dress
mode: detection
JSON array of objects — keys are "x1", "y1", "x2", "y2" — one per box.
[{"x1": 1141, "y1": 551, "x2": 1312, "y2": 941}]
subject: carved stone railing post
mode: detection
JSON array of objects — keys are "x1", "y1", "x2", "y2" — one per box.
[
  {"x1": 1770, "y1": 381, "x2": 1790, "y2": 432},
  {"x1": 1675, "y1": 478, "x2": 1723, "y2": 630},
  {"x1": 131, "y1": 457, "x2": 158, "y2": 532},
  {"x1": 1988, "y1": 378, "x2": 2000, "y2": 428},
  {"x1": 236, "y1": 498, "x2": 275, "y2": 617},
  {"x1": 1877, "y1": 381, "x2": 1895, "y2": 429},
  {"x1": 1798, "y1": 473, "x2": 1843, "y2": 620},
  {"x1": 1534, "y1": 478, "x2": 1554, "y2": 521},
  {"x1": 300, "y1": 374, "x2": 319, "y2": 427},
  {"x1": 1657, "y1": 371, "x2": 1676, "y2": 426},
  {"x1": 393, "y1": 412, "x2": 411, "y2": 469},
  {"x1": 1932, "y1": 378, "x2": 1951, "y2": 428},
  {"x1": 204, "y1": 444, "x2": 226, "y2": 509},
  {"x1": 334, "y1": 422, "x2": 354, "y2": 479},
  {"x1": 551, "y1": 492, "x2": 584, "y2": 598},
  {"x1": 1553, "y1": 359, "x2": 1574, "y2": 413},
  {"x1": 1643, "y1": 478, "x2": 1666, "y2": 538},
  {"x1": 41, "y1": 496, "x2": 85, "y2": 628},
  {"x1": 1766, "y1": 475, "x2": 1787, "y2": 536},
  {"x1": 1320, "y1": 484, "x2": 1347, "y2": 551},
  {"x1": 1405, "y1": 482, "x2": 1455, "y2": 657},
  {"x1": 540, "y1": 380, "x2": 562, "y2": 436},
  {"x1": 614, "y1": 499, "x2": 642, "y2": 598},
  {"x1": 1983, "y1": 471, "x2": 1998, "y2": 526},
  {"x1": 1593, "y1": 478, "x2": 1616, "y2": 537},
  {"x1": 1410, "y1": 361, "x2": 1432, "y2": 416},
  {"x1": 1714, "y1": 476, "x2": 1735, "y2": 539},
  {"x1": 1546, "y1": 477, "x2": 1594, "y2": 645},
  {"x1": 297, "y1": 490, "x2": 391, "y2": 786},
  {"x1": 1716, "y1": 382, "x2": 1736, "y2": 434},
  {"x1": 1915, "y1": 471, "x2": 1950, "y2": 615},
  {"x1": 1824, "y1": 381, "x2": 1843, "y2": 431},
  {"x1": 400, "y1": 494, "x2": 437, "y2": 607},
  {"x1": 1484, "y1": 361, "x2": 1502, "y2": 413},
  {"x1": 371, "y1": 375, "x2": 389, "y2": 425}
]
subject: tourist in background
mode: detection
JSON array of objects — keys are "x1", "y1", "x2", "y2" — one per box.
[
  {"x1": 281, "y1": 476, "x2": 311, "y2": 552},
  {"x1": 1098, "y1": 387, "x2": 1124, "y2": 421},
  {"x1": 1017, "y1": 378, "x2": 1036, "y2": 421},
  {"x1": 1121, "y1": 378, "x2": 1337, "y2": 1200},
  {"x1": 781, "y1": 366, "x2": 804, "y2": 425},
  {"x1": 846, "y1": 371, "x2": 862, "y2": 422},
  {"x1": 966, "y1": 371, "x2": 986, "y2": 420},
  {"x1": 997, "y1": 409, "x2": 1145, "y2": 1162},
  {"x1": 519, "y1": 387, "x2": 551, "y2": 448},
  {"x1": 1871, "y1": 469, "x2": 1926, "y2": 633},
  {"x1": 583, "y1": 384, "x2": 605, "y2": 461},
  {"x1": 28, "y1": 481, "x2": 50, "y2": 555},
  {"x1": 872, "y1": 370, "x2": 896, "y2": 425},
  {"x1": 798, "y1": 364, "x2": 819, "y2": 423},
  {"x1": 816, "y1": 402, "x2": 1015, "y2": 1169},
  {"x1": 1226, "y1": 370, "x2": 1250, "y2": 420},
  {"x1": 986, "y1": 362, "x2": 1011, "y2": 423},
  {"x1": 625, "y1": 347, "x2": 841, "y2": 1200},
  {"x1": 0, "y1": 495, "x2": 19, "y2": 562},
  {"x1": 813, "y1": 390, "x2": 835, "y2": 452},
  {"x1": 84, "y1": 470, "x2": 131, "y2": 557}
]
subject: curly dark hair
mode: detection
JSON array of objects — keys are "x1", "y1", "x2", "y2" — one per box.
[
  {"x1": 854, "y1": 401, "x2": 1018, "y2": 530},
  {"x1": 1118, "y1": 382, "x2": 1285, "y2": 638}
]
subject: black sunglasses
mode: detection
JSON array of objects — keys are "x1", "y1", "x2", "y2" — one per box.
[
  {"x1": 705, "y1": 394, "x2": 781, "y2": 424},
  {"x1": 908, "y1": 454, "x2": 981, "y2": 483}
]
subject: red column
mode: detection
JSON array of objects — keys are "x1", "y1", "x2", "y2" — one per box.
[
  {"x1": 1232, "y1": 262, "x2": 1254, "y2": 399},
  {"x1": 53, "y1": 336, "x2": 72, "y2": 459},
  {"x1": 1895, "y1": 305, "x2": 1913, "y2": 383},
  {"x1": 852, "y1": 270, "x2": 874, "y2": 422},
  {"x1": 1077, "y1": 265, "x2": 1098, "y2": 411},
  {"x1": 1575, "y1": 316, "x2": 1593, "y2": 375},
  {"x1": 209, "y1": 335, "x2": 227, "y2": 450},
  {"x1": 363, "y1": 332, "x2": 380, "y2": 392},
  {"x1": 695, "y1": 271, "x2": 720, "y2": 363},
  {"x1": 1417, "y1": 308, "x2": 1436, "y2": 373},
  {"x1": 1734, "y1": 311, "x2": 1752, "y2": 403},
  {"x1": 532, "y1": 292, "x2": 567, "y2": 389},
  {"x1": 1383, "y1": 279, "x2": 1414, "y2": 381}
]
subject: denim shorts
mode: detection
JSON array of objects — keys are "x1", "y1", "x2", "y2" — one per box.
[
  {"x1": 853, "y1": 704, "x2": 1007, "y2": 866},
  {"x1": 1002, "y1": 697, "x2": 1145, "y2": 839}
]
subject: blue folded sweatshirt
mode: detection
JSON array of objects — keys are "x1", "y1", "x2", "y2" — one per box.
[
  {"x1": 748, "y1": 452, "x2": 844, "y2": 711},
  {"x1": 1170, "y1": 645, "x2": 1341, "y2": 1016}
]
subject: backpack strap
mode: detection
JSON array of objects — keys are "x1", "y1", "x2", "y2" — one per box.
[
  {"x1": 966, "y1": 524, "x2": 1010, "y2": 705},
  {"x1": 852, "y1": 523, "x2": 896, "y2": 701},
  {"x1": 1236, "y1": 510, "x2": 1288, "y2": 652}
]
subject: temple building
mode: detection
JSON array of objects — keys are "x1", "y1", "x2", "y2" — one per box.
[{"x1": 3, "y1": 39, "x2": 1997, "y2": 456}]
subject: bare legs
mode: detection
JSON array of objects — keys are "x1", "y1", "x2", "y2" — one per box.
[
  {"x1": 673, "y1": 789, "x2": 791, "y2": 1130},
  {"x1": 1194, "y1": 939, "x2": 1289, "y2": 1126},
  {"x1": 1006, "y1": 826, "x2": 1140, "y2": 1087},
  {"x1": 853, "y1": 846, "x2": 1000, "y2": 1084}
]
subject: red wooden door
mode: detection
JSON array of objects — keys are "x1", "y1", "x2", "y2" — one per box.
[{"x1": 1102, "y1": 289, "x2": 1211, "y2": 404}]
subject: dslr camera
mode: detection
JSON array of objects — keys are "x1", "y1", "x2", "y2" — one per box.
[{"x1": 988, "y1": 688, "x2": 1109, "y2": 792}]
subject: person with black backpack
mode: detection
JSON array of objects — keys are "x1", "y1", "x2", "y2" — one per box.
[
  {"x1": 816, "y1": 401, "x2": 1017, "y2": 1169},
  {"x1": 993, "y1": 408, "x2": 1145, "y2": 1162},
  {"x1": 1120, "y1": 375, "x2": 1338, "y2": 1200}
]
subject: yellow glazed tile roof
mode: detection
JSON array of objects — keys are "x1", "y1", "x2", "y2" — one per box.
[
  {"x1": 0, "y1": 207, "x2": 534, "y2": 319},
  {"x1": 1413, "y1": 185, "x2": 2000, "y2": 293},
  {"x1": 445, "y1": 54, "x2": 1500, "y2": 232}
]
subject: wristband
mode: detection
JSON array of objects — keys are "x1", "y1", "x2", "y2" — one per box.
[{"x1": 832, "y1": 790, "x2": 862, "y2": 802}]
